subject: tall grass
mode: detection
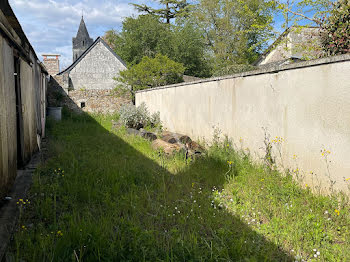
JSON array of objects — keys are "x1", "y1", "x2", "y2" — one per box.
[{"x1": 7, "y1": 112, "x2": 350, "y2": 261}]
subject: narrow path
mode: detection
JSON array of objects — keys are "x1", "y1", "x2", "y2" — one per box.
[{"x1": 0, "y1": 141, "x2": 46, "y2": 261}]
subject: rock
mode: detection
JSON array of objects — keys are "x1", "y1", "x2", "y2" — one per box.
[
  {"x1": 161, "y1": 132, "x2": 192, "y2": 145},
  {"x1": 151, "y1": 139, "x2": 181, "y2": 155},
  {"x1": 141, "y1": 131, "x2": 157, "y2": 141},
  {"x1": 127, "y1": 128, "x2": 141, "y2": 136},
  {"x1": 179, "y1": 135, "x2": 192, "y2": 144},
  {"x1": 187, "y1": 141, "x2": 205, "y2": 153},
  {"x1": 161, "y1": 134, "x2": 178, "y2": 144}
]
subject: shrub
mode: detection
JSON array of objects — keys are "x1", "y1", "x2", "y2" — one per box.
[
  {"x1": 115, "y1": 54, "x2": 185, "y2": 103},
  {"x1": 119, "y1": 102, "x2": 161, "y2": 130},
  {"x1": 321, "y1": 0, "x2": 350, "y2": 55}
]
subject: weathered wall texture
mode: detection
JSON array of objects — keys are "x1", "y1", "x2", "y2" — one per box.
[
  {"x1": 258, "y1": 27, "x2": 323, "y2": 66},
  {"x1": 136, "y1": 54, "x2": 350, "y2": 193},
  {"x1": 0, "y1": 37, "x2": 17, "y2": 197},
  {"x1": 20, "y1": 59, "x2": 38, "y2": 161},
  {"x1": 42, "y1": 55, "x2": 60, "y2": 76},
  {"x1": 0, "y1": 2, "x2": 48, "y2": 198},
  {"x1": 69, "y1": 41, "x2": 126, "y2": 90},
  {"x1": 67, "y1": 90, "x2": 130, "y2": 114},
  {"x1": 48, "y1": 75, "x2": 131, "y2": 114}
]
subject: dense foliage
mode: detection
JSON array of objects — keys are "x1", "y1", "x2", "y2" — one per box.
[
  {"x1": 105, "y1": 15, "x2": 211, "y2": 77},
  {"x1": 132, "y1": 0, "x2": 191, "y2": 23},
  {"x1": 321, "y1": 0, "x2": 350, "y2": 55},
  {"x1": 193, "y1": 0, "x2": 276, "y2": 75},
  {"x1": 104, "y1": 0, "x2": 349, "y2": 81},
  {"x1": 116, "y1": 54, "x2": 185, "y2": 100}
]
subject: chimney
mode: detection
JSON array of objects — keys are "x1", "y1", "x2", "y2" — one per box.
[{"x1": 42, "y1": 54, "x2": 61, "y2": 75}]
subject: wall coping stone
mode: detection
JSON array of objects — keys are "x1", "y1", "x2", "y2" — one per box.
[{"x1": 136, "y1": 53, "x2": 350, "y2": 94}]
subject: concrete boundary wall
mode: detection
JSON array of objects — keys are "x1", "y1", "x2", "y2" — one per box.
[{"x1": 136, "y1": 54, "x2": 350, "y2": 193}]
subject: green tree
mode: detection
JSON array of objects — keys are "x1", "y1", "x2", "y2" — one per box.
[
  {"x1": 115, "y1": 54, "x2": 185, "y2": 102},
  {"x1": 106, "y1": 15, "x2": 171, "y2": 66},
  {"x1": 193, "y1": 0, "x2": 276, "y2": 75},
  {"x1": 277, "y1": 0, "x2": 333, "y2": 28},
  {"x1": 104, "y1": 15, "x2": 211, "y2": 77},
  {"x1": 167, "y1": 20, "x2": 212, "y2": 77},
  {"x1": 132, "y1": 0, "x2": 191, "y2": 23},
  {"x1": 321, "y1": 0, "x2": 350, "y2": 55}
]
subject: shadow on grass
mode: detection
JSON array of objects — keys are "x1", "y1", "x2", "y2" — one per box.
[{"x1": 9, "y1": 106, "x2": 294, "y2": 261}]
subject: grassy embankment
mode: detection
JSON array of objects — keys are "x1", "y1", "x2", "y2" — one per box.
[{"x1": 8, "y1": 111, "x2": 350, "y2": 261}]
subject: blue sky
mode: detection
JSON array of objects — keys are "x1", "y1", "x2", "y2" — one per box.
[
  {"x1": 9, "y1": 0, "x2": 159, "y2": 69},
  {"x1": 8, "y1": 0, "x2": 292, "y2": 70}
]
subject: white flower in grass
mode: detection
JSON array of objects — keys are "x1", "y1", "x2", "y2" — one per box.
[{"x1": 316, "y1": 251, "x2": 320, "y2": 255}]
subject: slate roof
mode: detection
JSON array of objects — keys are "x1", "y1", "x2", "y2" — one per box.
[
  {"x1": 59, "y1": 37, "x2": 127, "y2": 75},
  {"x1": 72, "y1": 16, "x2": 93, "y2": 49}
]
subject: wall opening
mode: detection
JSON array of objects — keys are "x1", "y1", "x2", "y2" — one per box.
[
  {"x1": 14, "y1": 55, "x2": 25, "y2": 168},
  {"x1": 80, "y1": 102, "x2": 86, "y2": 108}
]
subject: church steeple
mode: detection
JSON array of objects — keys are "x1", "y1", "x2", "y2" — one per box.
[{"x1": 72, "y1": 16, "x2": 94, "y2": 62}]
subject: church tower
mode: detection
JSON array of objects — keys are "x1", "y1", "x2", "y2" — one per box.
[{"x1": 72, "y1": 16, "x2": 94, "y2": 62}]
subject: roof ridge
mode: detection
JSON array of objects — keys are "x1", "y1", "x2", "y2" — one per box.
[{"x1": 58, "y1": 37, "x2": 127, "y2": 75}]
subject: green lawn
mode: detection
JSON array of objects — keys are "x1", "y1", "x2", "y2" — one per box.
[{"x1": 8, "y1": 111, "x2": 350, "y2": 261}]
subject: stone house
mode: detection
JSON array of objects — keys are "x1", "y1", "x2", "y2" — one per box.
[
  {"x1": 0, "y1": 0, "x2": 48, "y2": 198},
  {"x1": 46, "y1": 17, "x2": 130, "y2": 113},
  {"x1": 254, "y1": 26, "x2": 324, "y2": 66}
]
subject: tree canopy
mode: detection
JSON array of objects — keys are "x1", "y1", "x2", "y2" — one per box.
[
  {"x1": 192, "y1": 0, "x2": 276, "y2": 75},
  {"x1": 132, "y1": 0, "x2": 192, "y2": 23},
  {"x1": 104, "y1": 15, "x2": 211, "y2": 77},
  {"x1": 321, "y1": 0, "x2": 350, "y2": 55},
  {"x1": 116, "y1": 54, "x2": 185, "y2": 101}
]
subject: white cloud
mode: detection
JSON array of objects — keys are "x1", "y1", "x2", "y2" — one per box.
[{"x1": 8, "y1": 0, "x2": 153, "y2": 68}]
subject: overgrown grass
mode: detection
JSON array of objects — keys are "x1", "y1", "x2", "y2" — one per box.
[{"x1": 8, "y1": 112, "x2": 350, "y2": 261}]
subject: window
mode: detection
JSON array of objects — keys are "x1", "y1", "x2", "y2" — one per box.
[
  {"x1": 83, "y1": 40, "x2": 85, "y2": 46},
  {"x1": 80, "y1": 102, "x2": 86, "y2": 108}
]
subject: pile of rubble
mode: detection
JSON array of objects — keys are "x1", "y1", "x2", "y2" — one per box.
[{"x1": 112, "y1": 120, "x2": 204, "y2": 157}]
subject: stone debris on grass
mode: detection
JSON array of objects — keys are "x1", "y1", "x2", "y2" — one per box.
[
  {"x1": 151, "y1": 139, "x2": 182, "y2": 155},
  {"x1": 114, "y1": 119, "x2": 204, "y2": 156}
]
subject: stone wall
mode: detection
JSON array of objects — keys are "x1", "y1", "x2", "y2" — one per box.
[
  {"x1": 136, "y1": 54, "x2": 350, "y2": 194},
  {"x1": 48, "y1": 76, "x2": 131, "y2": 114},
  {"x1": 66, "y1": 89, "x2": 130, "y2": 114},
  {"x1": 69, "y1": 40, "x2": 127, "y2": 90}
]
